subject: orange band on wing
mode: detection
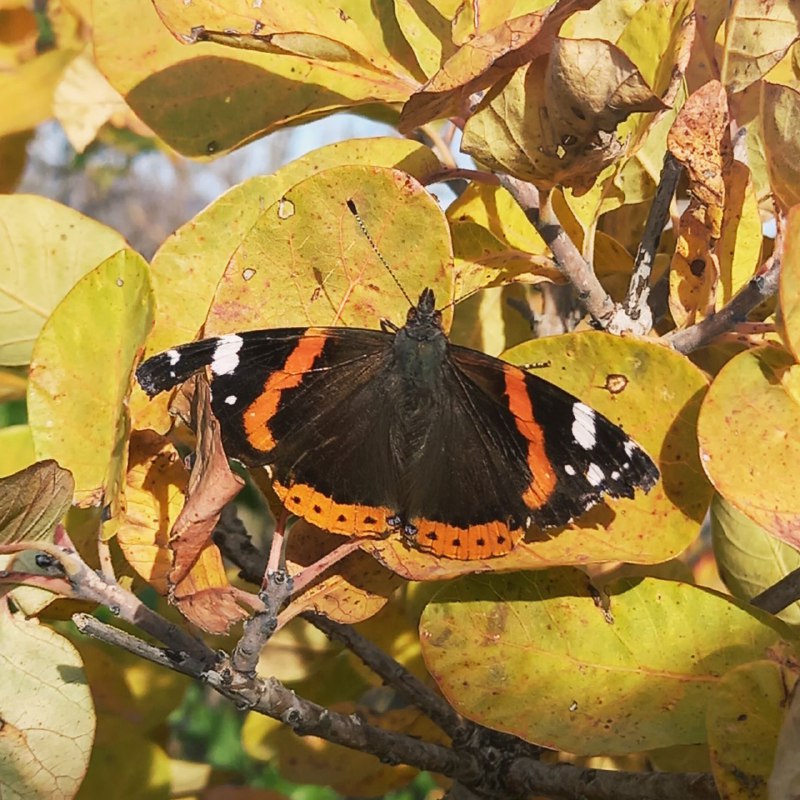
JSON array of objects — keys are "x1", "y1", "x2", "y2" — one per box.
[
  {"x1": 243, "y1": 337, "x2": 327, "y2": 452},
  {"x1": 410, "y1": 517, "x2": 520, "y2": 559},
  {"x1": 274, "y1": 479, "x2": 393, "y2": 536},
  {"x1": 503, "y1": 366, "x2": 558, "y2": 510}
]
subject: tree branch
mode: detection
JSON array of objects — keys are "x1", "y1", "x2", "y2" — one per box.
[
  {"x1": 750, "y1": 566, "x2": 800, "y2": 615},
  {"x1": 498, "y1": 175, "x2": 618, "y2": 327},
  {"x1": 665, "y1": 255, "x2": 781, "y2": 354},
  {"x1": 622, "y1": 152, "x2": 683, "y2": 329}
]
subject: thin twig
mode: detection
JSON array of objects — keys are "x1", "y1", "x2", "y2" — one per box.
[
  {"x1": 751, "y1": 566, "x2": 800, "y2": 615},
  {"x1": 498, "y1": 175, "x2": 617, "y2": 326},
  {"x1": 665, "y1": 256, "x2": 781, "y2": 354},
  {"x1": 623, "y1": 152, "x2": 683, "y2": 328}
]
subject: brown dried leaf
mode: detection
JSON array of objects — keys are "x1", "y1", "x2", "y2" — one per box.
[
  {"x1": 399, "y1": 3, "x2": 590, "y2": 132},
  {"x1": 667, "y1": 80, "x2": 731, "y2": 326},
  {"x1": 167, "y1": 378, "x2": 247, "y2": 633},
  {"x1": 0, "y1": 459, "x2": 73, "y2": 544}
]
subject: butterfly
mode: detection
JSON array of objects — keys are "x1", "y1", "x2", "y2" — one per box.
[{"x1": 136, "y1": 286, "x2": 659, "y2": 560}]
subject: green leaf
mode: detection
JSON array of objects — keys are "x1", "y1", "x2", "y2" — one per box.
[
  {"x1": 0, "y1": 600, "x2": 95, "y2": 799},
  {"x1": 711, "y1": 493, "x2": 800, "y2": 628},
  {"x1": 420, "y1": 570, "x2": 793, "y2": 754},
  {"x1": 0, "y1": 195, "x2": 127, "y2": 366},
  {"x1": 28, "y1": 249, "x2": 154, "y2": 509},
  {"x1": 0, "y1": 459, "x2": 73, "y2": 543},
  {"x1": 0, "y1": 424, "x2": 34, "y2": 478}
]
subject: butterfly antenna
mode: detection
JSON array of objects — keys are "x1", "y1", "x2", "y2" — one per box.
[{"x1": 347, "y1": 199, "x2": 413, "y2": 307}]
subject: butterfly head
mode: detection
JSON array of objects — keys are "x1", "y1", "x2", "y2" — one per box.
[{"x1": 404, "y1": 289, "x2": 443, "y2": 341}]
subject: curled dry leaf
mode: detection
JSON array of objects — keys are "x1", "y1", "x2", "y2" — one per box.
[
  {"x1": 762, "y1": 81, "x2": 800, "y2": 210},
  {"x1": 116, "y1": 430, "x2": 188, "y2": 594},
  {"x1": 0, "y1": 459, "x2": 73, "y2": 544},
  {"x1": 399, "y1": 5, "x2": 586, "y2": 132},
  {"x1": 667, "y1": 80, "x2": 731, "y2": 327},
  {"x1": 167, "y1": 378, "x2": 248, "y2": 634}
]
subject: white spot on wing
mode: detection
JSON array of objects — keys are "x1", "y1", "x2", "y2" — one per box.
[
  {"x1": 225, "y1": 395, "x2": 237, "y2": 405},
  {"x1": 167, "y1": 349, "x2": 180, "y2": 365},
  {"x1": 564, "y1": 464, "x2": 577, "y2": 476},
  {"x1": 624, "y1": 439, "x2": 638, "y2": 457},
  {"x1": 211, "y1": 334, "x2": 243, "y2": 375},
  {"x1": 611, "y1": 470, "x2": 621, "y2": 481},
  {"x1": 586, "y1": 463, "x2": 605, "y2": 486},
  {"x1": 572, "y1": 402, "x2": 596, "y2": 450}
]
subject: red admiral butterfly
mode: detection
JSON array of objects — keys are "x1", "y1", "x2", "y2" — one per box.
[{"x1": 136, "y1": 288, "x2": 659, "y2": 560}]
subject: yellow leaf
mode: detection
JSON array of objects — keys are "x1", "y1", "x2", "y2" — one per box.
[
  {"x1": 0, "y1": 47, "x2": 77, "y2": 136},
  {"x1": 698, "y1": 345, "x2": 800, "y2": 547},
  {"x1": 421, "y1": 570, "x2": 795, "y2": 754},
  {"x1": 28, "y1": 250, "x2": 154, "y2": 507},
  {"x1": 131, "y1": 138, "x2": 440, "y2": 433},
  {"x1": 205, "y1": 164, "x2": 454, "y2": 335},
  {"x1": 762, "y1": 81, "x2": 800, "y2": 210},
  {"x1": 93, "y1": 0, "x2": 415, "y2": 157},
  {"x1": 0, "y1": 195, "x2": 127, "y2": 366},
  {"x1": 708, "y1": 660, "x2": 798, "y2": 800},
  {"x1": 719, "y1": 0, "x2": 800, "y2": 92},
  {"x1": 0, "y1": 603, "x2": 95, "y2": 800},
  {"x1": 0, "y1": 424, "x2": 34, "y2": 477},
  {"x1": 53, "y1": 50, "x2": 132, "y2": 153},
  {"x1": 281, "y1": 521, "x2": 402, "y2": 625},
  {"x1": 781, "y1": 203, "x2": 800, "y2": 362},
  {"x1": 117, "y1": 432, "x2": 187, "y2": 593}
]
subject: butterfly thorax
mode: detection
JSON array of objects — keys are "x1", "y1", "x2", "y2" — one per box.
[{"x1": 392, "y1": 289, "x2": 447, "y2": 396}]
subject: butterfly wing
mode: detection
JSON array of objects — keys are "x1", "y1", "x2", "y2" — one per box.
[
  {"x1": 449, "y1": 343, "x2": 659, "y2": 528},
  {"x1": 136, "y1": 327, "x2": 405, "y2": 537},
  {"x1": 397, "y1": 344, "x2": 658, "y2": 559}
]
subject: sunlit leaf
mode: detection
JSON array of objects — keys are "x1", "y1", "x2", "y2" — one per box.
[
  {"x1": 698, "y1": 345, "x2": 800, "y2": 548},
  {"x1": 132, "y1": 138, "x2": 441, "y2": 433},
  {"x1": 116, "y1": 431, "x2": 188, "y2": 594},
  {"x1": 0, "y1": 47, "x2": 76, "y2": 137},
  {"x1": 282, "y1": 521, "x2": 402, "y2": 625},
  {"x1": 93, "y1": 0, "x2": 416, "y2": 157},
  {"x1": 27, "y1": 249, "x2": 154, "y2": 508},
  {"x1": 420, "y1": 570, "x2": 795, "y2": 754},
  {"x1": 0, "y1": 195, "x2": 127, "y2": 366},
  {"x1": 0, "y1": 601, "x2": 95, "y2": 800},
  {"x1": 719, "y1": 0, "x2": 800, "y2": 93},
  {"x1": 762, "y1": 81, "x2": 800, "y2": 210},
  {"x1": 205, "y1": 164, "x2": 454, "y2": 335},
  {"x1": 668, "y1": 81, "x2": 730, "y2": 327},
  {"x1": 780, "y1": 204, "x2": 800, "y2": 362},
  {"x1": 0, "y1": 424, "x2": 34, "y2": 478},
  {"x1": 53, "y1": 49, "x2": 136, "y2": 153}
]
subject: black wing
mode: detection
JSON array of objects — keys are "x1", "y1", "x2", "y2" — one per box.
[{"x1": 448, "y1": 344, "x2": 659, "y2": 530}]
